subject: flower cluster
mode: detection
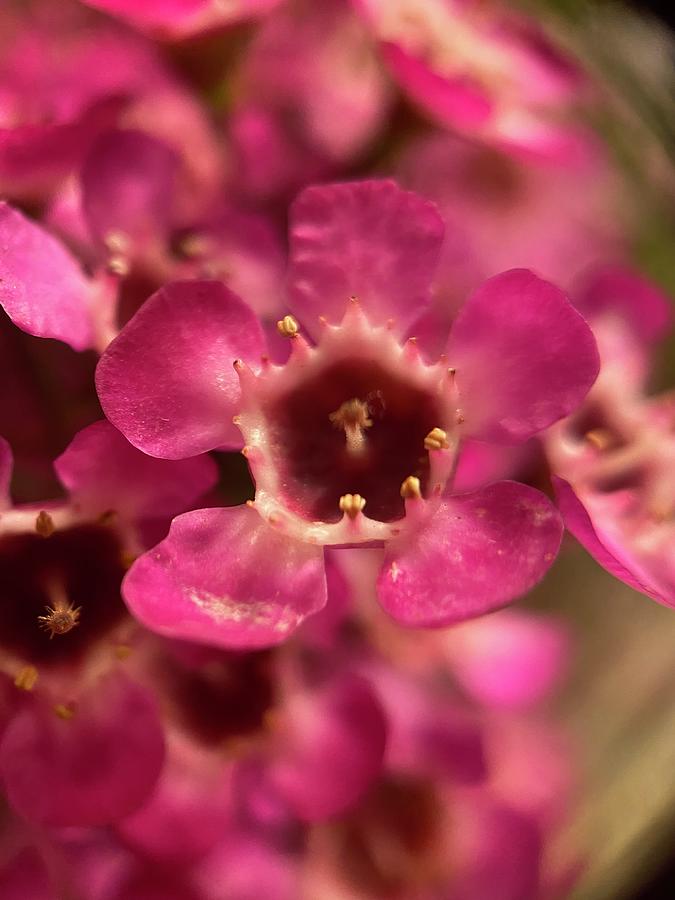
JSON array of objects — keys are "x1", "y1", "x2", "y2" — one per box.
[{"x1": 0, "y1": 0, "x2": 672, "y2": 896}]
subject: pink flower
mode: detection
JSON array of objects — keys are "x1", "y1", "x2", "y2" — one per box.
[
  {"x1": 0, "y1": 420, "x2": 216, "y2": 825},
  {"x1": 80, "y1": 0, "x2": 283, "y2": 41},
  {"x1": 228, "y1": 0, "x2": 393, "y2": 200},
  {"x1": 352, "y1": 0, "x2": 588, "y2": 159},
  {"x1": 0, "y1": 1, "x2": 171, "y2": 200},
  {"x1": 0, "y1": 1, "x2": 225, "y2": 211},
  {"x1": 96, "y1": 179, "x2": 599, "y2": 648},
  {"x1": 394, "y1": 132, "x2": 625, "y2": 356},
  {"x1": 545, "y1": 268, "x2": 675, "y2": 606}
]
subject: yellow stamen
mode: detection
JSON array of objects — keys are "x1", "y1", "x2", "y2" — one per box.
[
  {"x1": 35, "y1": 510, "x2": 55, "y2": 538},
  {"x1": 585, "y1": 429, "x2": 613, "y2": 451},
  {"x1": 54, "y1": 704, "x2": 75, "y2": 720},
  {"x1": 424, "y1": 427, "x2": 449, "y2": 451},
  {"x1": 14, "y1": 665, "x2": 39, "y2": 691},
  {"x1": 400, "y1": 476, "x2": 422, "y2": 500},
  {"x1": 339, "y1": 493, "x2": 366, "y2": 519},
  {"x1": 276, "y1": 315, "x2": 299, "y2": 338}
]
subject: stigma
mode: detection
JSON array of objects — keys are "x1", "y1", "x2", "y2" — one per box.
[
  {"x1": 329, "y1": 398, "x2": 373, "y2": 455},
  {"x1": 38, "y1": 597, "x2": 82, "y2": 639}
]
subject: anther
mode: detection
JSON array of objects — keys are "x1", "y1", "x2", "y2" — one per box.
[
  {"x1": 276, "y1": 315, "x2": 299, "y2": 338},
  {"x1": 424, "y1": 427, "x2": 449, "y2": 451},
  {"x1": 107, "y1": 256, "x2": 130, "y2": 277},
  {"x1": 448, "y1": 367, "x2": 456, "y2": 377},
  {"x1": 14, "y1": 666, "x2": 39, "y2": 691},
  {"x1": 330, "y1": 398, "x2": 373, "y2": 455},
  {"x1": 35, "y1": 511, "x2": 55, "y2": 538},
  {"x1": 400, "y1": 476, "x2": 422, "y2": 500},
  {"x1": 585, "y1": 429, "x2": 612, "y2": 451},
  {"x1": 103, "y1": 230, "x2": 130, "y2": 255},
  {"x1": 38, "y1": 601, "x2": 81, "y2": 639},
  {"x1": 339, "y1": 494, "x2": 366, "y2": 519},
  {"x1": 54, "y1": 704, "x2": 75, "y2": 720}
]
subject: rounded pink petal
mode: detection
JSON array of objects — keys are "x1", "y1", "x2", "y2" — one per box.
[
  {"x1": 448, "y1": 610, "x2": 571, "y2": 710},
  {"x1": 96, "y1": 280, "x2": 265, "y2": 458},
  {"x1": 287, "y1": 180, "x2": 444, "y2": 338},
  {"x1": 268, "y1": 675, "x2": 387, "y2": 821},
  {"x1": 553, "y1": 476, "x2": 673, "y2": 605},
  {"x1": 54, "y1": 420, "x2": 218, "y2": 520},
  {"x1": 377, "y1": 481, "x2": 563, "y2": 627},
  {"x1": 0, "y1": 673, "x2": 164, "y2": 827},
  {"x1": 81, "y1": 129, "x2": 179, "y2": 247},
  {"x1": 118, "y1": 740, "x2": 232, "y2": 864},
  {"x1": 122, "y1": 506, "x2": 327, "y2": 648},
  {"x1": 575, "y1": 266, "x2": 673, "y2": 345},
  {"x1": 447, "y1": 269, "x2": 600, "y2": 443},
  {"x1": 0, "y1": 203, "x2": 94, "y2": 350},
  {"x1": 451, "y1": 794, "x2": 543, "y2": 900}
]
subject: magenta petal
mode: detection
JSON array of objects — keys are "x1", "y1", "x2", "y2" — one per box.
[
  {"x1": 448, "y1": 610, "x2": 570, "y2": 710},
  {"x1": 81, "y1": 129, "x2": 179, "y2": 246},
  {"x1": 123, "y1": 506, "x2": 327, "y2": 648},
  {"x1": 447, "y1": 269, "x2": 600, "y2": 443},
  {"x1": 575, "y1": 266, "x2": 674, "y2": 344},
  {"x1": 553, "y1": 477, "x2": 673, "y2": 605},
  {"x1": 0, "y1": 436, "x2": 12, "y2": 509},
  {"x1": 268, "y1": 675, "x2": 387, "y2": 821},
  {"x1": 377, "y1": 481, "x2": 563, "y2": 627},
  {"x1": 0, "y1": 674, "x2": 164, "y2": 827},
  {"x1": 96, "y1": 281, "x2": 265, "y2": 458},
  {"x1": 55, "y1": 420, "x2": 217, "y2": 520},
  {"x1": 287, "y1": 179, "x2": 444, "y2": 338},
  {"x1": 0, "y1": 203, "x2": 94, "y2": 350}
]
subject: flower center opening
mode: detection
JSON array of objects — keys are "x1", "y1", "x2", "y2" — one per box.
[
  {"x1": 267, "y1": 360, "x2": 443, "y2": 523},
  {"x1": 0, "y1": 524, "x2": 127, "y2": 667}
]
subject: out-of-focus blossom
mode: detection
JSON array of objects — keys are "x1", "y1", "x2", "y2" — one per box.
[
  {"x1": 0, "y1": 0, "x2": 225, "y2": 205},
  {"x1": 545, "y1": 268, "x2": 675, "y2": 606},
  {"x1": 0, "y1": 421, "x2": 216, "y2": 825},
  {"x1": 352, "y1": 0, "x2": 588, "y2": 159},
  {"x1": 95, "y1": 179, "x2": 599, "y2": 647},
  {"x1": 227, "y1": 0, "x2": 393, "y2": 204},
  {"x1": 395, "y1": 132, "x2": 624, "y2": 355},
  {"x1": 80, "y1": 0, "x2": 283, "y2": 41}
]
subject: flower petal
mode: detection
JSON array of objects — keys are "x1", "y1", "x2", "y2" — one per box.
[
  {"x1": 0, "y1": 203, "x2": 94, "y2": 350},
  {"x1": 81, "y1": 129, "x2": 179, "y2": 247},
  {"x1": 267, "y1": 675, "x2": 387, "y2": 821},
  {"x1": 575, "y1": 266, "x2": 673, "y2": 345},
  {"x1": 0, "y1": 673, "x2": 164, "y2": 827},
  {"x1": 553, "y1": 476, "x2": 673, "y2": 605},
  {"x1": 447, "y1": 269, "x2": 600, "y2": 443},
  {"x1": 447, "y1": 610, "x2": 570, "y2": 710},
  {"x1": 377, "y1": 481, "x2": 563, "y2": 627},
  {"x1": 287, "y1": 179, "x2": 444, "y2": 338},
  {"x1": 96, "y1": 280, "x2": 265, "y2": 458},
  {"x1": 55, "y1": 420, "x2": 217, "y2": 520},
  {"x1": 122, "y1": 506, "x2": 327, "y2": 648}
]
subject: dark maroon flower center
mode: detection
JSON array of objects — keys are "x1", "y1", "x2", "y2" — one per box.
[
  {"x1": 333, "y1": 775, "x2": 444, "y2": 896},
  {"x1": 266, "y1": 360, "x2": 442, "y2": 523},
  {"x1": 158, "y1": 650, "x2": 276, "y2": 747},
  {"x1": 0, "y1": 524, "x2": 127, "y2": 667}
]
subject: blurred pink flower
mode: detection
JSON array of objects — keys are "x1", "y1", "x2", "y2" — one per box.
[
  {"x1": 0, "y1": 421, "x2": 216, "y2": 825},
  {"x1": 352, "y1": 0, "x2": 589, "y2": 159},
  {"x1": 546, "y1": 268, "x2": 675, "y2": 606}
]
